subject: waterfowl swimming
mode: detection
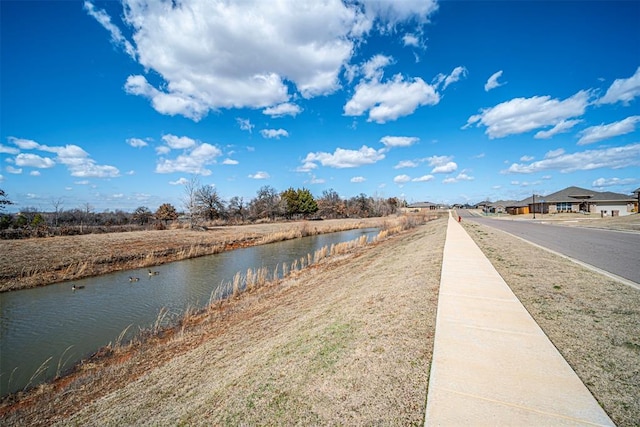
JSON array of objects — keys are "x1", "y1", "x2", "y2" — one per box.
[
  {"x1": 128, "y1": 276, "x2": 140, "y2": 282},
  {"x1": 71, "y1": 285, "x2": 85, "y2": 291},
  {"x1": 148, "y1": 269, "x2": 159, "y2": 276}
]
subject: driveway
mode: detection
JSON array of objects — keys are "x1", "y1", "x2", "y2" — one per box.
[{"x1": 459, "y1": 210, "x2": 640, "y2": 285}]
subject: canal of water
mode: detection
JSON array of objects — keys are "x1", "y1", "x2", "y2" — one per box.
[{"x1": 0, "y1": 228, "x2": 379, "y2": 396}]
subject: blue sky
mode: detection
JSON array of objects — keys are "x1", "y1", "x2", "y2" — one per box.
[{"x1": 1, "y1": 0, "x2": 639, "y2": 212}]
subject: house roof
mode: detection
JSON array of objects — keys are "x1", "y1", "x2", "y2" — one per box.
[
  {"x1": 407, "y1": 201, "x2": 437, "y2": 208},
  {"x1": 515, "y1": 186, "x2": 636, "y2": 204}
]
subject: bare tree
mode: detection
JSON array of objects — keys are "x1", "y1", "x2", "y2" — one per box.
[
  {"x1": 196, "y1": 184, "x2": 226, "y2": 221},
  {"x1": 183, "y1": 177, "x2": 200, "y2": 228},
  {"x1": 51, "y1": 197, "x2": 64, "y2": 227}
]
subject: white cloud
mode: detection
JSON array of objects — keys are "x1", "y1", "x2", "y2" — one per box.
[
  {"x1": 309, "y1": 175, "x2": 325, "y2": 184},
  {"x1": 503, "y1": 143, "x2": 640, "y2": 174},
  {"x1": 249, "y1": 171, "x2": 270, "y2": 180},
  {"x1": 343, "y1": 54, "x2": 442, "y2": 123},
  {"x1": 30, "y1": 171, "x2": 41, "y2": 176},
  {"x1": 441, "y1": 66, "x2": 467, "y2": 90},
  {"x1": 443, "y1": 173, "x2": 474, "y2": 184},
  {"x1": 592, "y1": 177, "x2": 636, "y2": 188},
  {"x1": 156, "y1": 142, "x2": 222, "y2": 175},
  {"x1": 169, "y1": 177, "x2": 189, "y2": 185},
  {"x1": 162, "y1": 134, "x2": 197, "y2": 149},
  {"x1": 520, "y1": 155, "x2": 534, "y2": 162},
  {"x1": 484, "y1": 70, "x2": 505, "y2": 92},
  {"x1": 222, "y1": 158, "x2": 239, "y2": 165},
  {"x1": 350, "y1": 176, "x2": 366, "y2": 183},
  {"x1": 126, "y1": 137, "x2": 148, "y2": 148},
  {"x1": 236, "y1": 118, "x2": 255, "y2": 133},
  {"x1": 360, "y1": 0, "x2": 438, "y2": 33},
  {"x1": 394, "y1": 174, "x2": 411, "y2": 185},
  {"x1": 302, "y1": 145, "x2": 385, "y2": 169},
  {"x1": 260, "y1": 129, "x2": 289, "y2": 139},
  {"x1": 597, "y1": 66, "x2": 640, "y2": 105},
  {"x1": 394, "y1": 160, "x2": 418, "y2": 169},
  {"x1": 85, "y1": 0, "x2": 442, "y2": 121},
  {"x1": 534, "y1": 119, "x2": 582, "y2": 139},
  {"x1": 362, "y1": 54, "x2": 394, "y2": 80},
  {"x1": 577, "y1": 115, "x2": 640, "y2": 145},
  {"x1": 0, "y1": 144, "x2": 20, "y2": 154},
  {"x1": 402, "y1": 33, "x2": 420, "y2": 47},
  {"x1": 15, "y1": 153, "x2": 55, "y2": 169},
  {"x1": 344, "y1": 74, "x2": 440, "y2": 123},
  {"x1": 466, "y1": 90, "x2": 591, "y2": 139},
  {"x1": 262, "y1": 103, "x2": 302, "y2": 118},
  {"x1": 545, "y1": 148, "x2": 565, "y2": 158},
  {"x1": 427, "y1": 155, "x2": 458, "y2": 174},
  {"x1": 88, "y1": 0, "x2": 438, "y2": 121},
  {"x1": 380, "y1": 136, "x2": 419, "y2": 148},
  {"x1": 6, "y1": 166, "x2": 22, "y2": 174},
  {"x1": 84, "y1": 1, "x2": 136, "y2": 59},
  {"x1": 412, "y1": 174, "x2": 434, "y2": 182},
  {"x1": 7, "y1": 137, "x2": 41, "y2": 150}
]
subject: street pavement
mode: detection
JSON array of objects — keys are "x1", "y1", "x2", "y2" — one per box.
[{"x1": 459, "y1": 210, "x2": 640, "y2": 285}]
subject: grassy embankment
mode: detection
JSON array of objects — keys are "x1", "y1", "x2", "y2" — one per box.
[
  {"x1": 0, "y1": 217, "x2": 397, "y2": 292},
  {"x1": 1, "y1": 214, "x2": 446, "y2": 425}
]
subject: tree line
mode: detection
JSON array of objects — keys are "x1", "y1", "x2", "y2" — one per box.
[{"x1": 0, "y1": 184, "x2": 403, "y2": 239}]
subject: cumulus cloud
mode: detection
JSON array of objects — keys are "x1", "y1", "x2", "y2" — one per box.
[
  {"x1": 466, "y1": 90, "x2": 591, "y2": 139},
  {"x1": 222, "y1": 158, "x2": 239, "y2": 165},
  {"x1": 393, "y1": 174, "x2": 411, "y2": 184},
  {"x1": 380, "y1": 136, "x2": 419, "y2": 148},
  {"x1": 343, "y1": 54, "x2": 449, "y2": 123},
  {"x1": 443, "y1": 173, "x2": 474, "y2": 184},
  {"x1": 344, "y1": 74, "x2": 440, "y2": 123},
  {"x1": 15, "y1": 153, "x2": 55, "y2": 169},
  {"x1": 402, "y1": 33, "x2": 420, "y2": 47},
  {"x1": 262, "y1": 103, "x2": 302, "y2": 118},
  {"x1": 302, "y1": 145, "x2": 386, "y2": 169},
  {"x1": 592, "y1": 177, "x2": 636, "y2": 188},
  {"x1": 412, "y1": 174, "x2": 434, "y2": 182},
  {"x1": 394, "y1": 160, "x2": 419, "y2": 169},
  {"x1": 169, "y1": 178, "x2": 190, "y2": 185},
  {"x1": 6, "y1": 137, "x2": 120, "y2": 178},
  {"x1": 156, "y1": 136, "x2": 222, "y2": 175},
  {"x1": 87, "y1": 0, "x2": 439, "y2": 120},
  {"x1": 6, "y1": 166, "x2": 22, "y2": 174},
  {"x1": 427, "y1": 155, "x2": 458, "y2": 174},
  {"x1": 503, "y1": 143, "x2": 640, "y2": 174},
  {"x1": 162, "y1": 134, "x2": 197, "y2": 149},
  {"x1": 534, "y1": 119, "x2": 582, "y2": 139},
  {"x1": 597, "y1": 66, "x2": 640, "y2": 105},
  {"x1": 520, "y1": 155, "x2": 534, "y2": 162},
  {"x1": 260, "y1": 129, "x2": 289, "y2": 139},
  {"x1": 484, "y1": 70, "x2": 505, "y2": 92},
  {"x1": 577, "y1": 115, "x2": 640, "y2": 145},
  {"x1": 249, "y1": 171, "x2": 270, "y2": 179},
  {"x1": 126, "y1": 137, "x2": 148, "y2": 148},
  {"x1": 351, "y1": 176, "x2": 366, "y2": 183}
]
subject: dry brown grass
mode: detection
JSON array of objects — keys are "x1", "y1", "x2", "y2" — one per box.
[
  {"x1": 0, "y1": 218, "x2": 387, "y2": 292},
  {"x1": 463, "y1": 221, "x2": 640, "y2": 427},
  {"x1": 1, "y1": 217, "x2": 446, "y2": 425}
]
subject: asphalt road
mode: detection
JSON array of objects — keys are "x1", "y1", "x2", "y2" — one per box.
[{"x1": 458, "y1": 210, "x2": 640, "y2": 285}]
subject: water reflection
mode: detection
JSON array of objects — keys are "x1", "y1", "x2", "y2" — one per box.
[{"x1": 0, "y1": 228, "x2": 378, "y2": 396}]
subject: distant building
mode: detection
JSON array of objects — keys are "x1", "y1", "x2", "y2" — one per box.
[
  {"x1": 405, "y1": 202, "x2": 439, "y2": 212},
  {"x1": 503, "y1": 186, "x2": 637, "y2": 217}
]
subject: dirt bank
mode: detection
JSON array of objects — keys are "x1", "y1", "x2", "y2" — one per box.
[
  {"x1": 0, "y1": 217, "x2": 393, "y2": 292},
  {"x1": 1, "y1": 218, "x2": 447, "y2": 425}
]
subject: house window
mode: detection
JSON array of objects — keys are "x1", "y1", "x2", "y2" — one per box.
[{"x1": 556, "y1": 202, "x2": 572, "y2": 211}]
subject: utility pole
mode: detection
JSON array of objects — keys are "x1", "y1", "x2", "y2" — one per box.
[{"x1": 532, "y1": 193, "x2": 536, "y2": 219}]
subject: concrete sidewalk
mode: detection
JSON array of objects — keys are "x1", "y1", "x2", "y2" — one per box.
[{"x1": 424, "y1": 214, "x2": 614, "y2": 426}]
